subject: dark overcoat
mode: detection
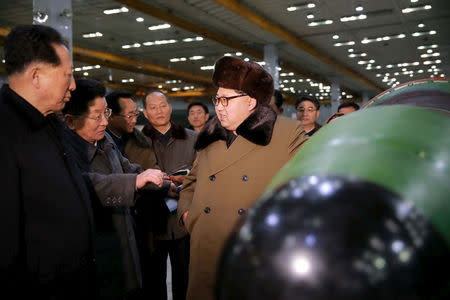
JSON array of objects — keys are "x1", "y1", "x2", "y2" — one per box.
[{"x1": 0, "y1": 85, "x2": 96, "y2": 299}]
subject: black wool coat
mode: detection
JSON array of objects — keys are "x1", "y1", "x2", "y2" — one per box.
[{"x1": 0, "y1": 85, "x2": 96, "y2": 299}]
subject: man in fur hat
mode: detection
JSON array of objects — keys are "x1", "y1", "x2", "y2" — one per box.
[{"x1": 177, "y1": 56, "x2": 309, "y2": 300}]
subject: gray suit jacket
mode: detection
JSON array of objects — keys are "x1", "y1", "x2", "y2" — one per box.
[{"x1": 63, "y1": 129, "x2": 144, "y2": 295}]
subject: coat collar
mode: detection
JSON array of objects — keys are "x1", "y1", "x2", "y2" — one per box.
[
  {"x1": 142, "y1": 120, "x2": 187, "y2": 141},
  {"x1": 195, "y1": 104, "x2": 277, "y2": 151}
]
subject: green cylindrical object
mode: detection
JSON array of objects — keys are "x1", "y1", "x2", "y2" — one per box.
[
  {"x1": 267, "y1": 105, "x2": 450, "y2": 244},
  {"x1": 363, "y1": 78, "x2": 450, "y2": 112}
]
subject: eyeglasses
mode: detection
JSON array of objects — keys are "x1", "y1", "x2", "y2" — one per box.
[
  {"x1": 212, "y1": 94, "x2": 247, "y2": 107},
  {"x1": 77, "y1": 108, "x2": 112, "y2": 122},
  {"x1": 297, "y1": 107, "x2": 317, "y2": 114},
  {"x1": 117, "y1": 111, "x2": 139, "y2": 119}
]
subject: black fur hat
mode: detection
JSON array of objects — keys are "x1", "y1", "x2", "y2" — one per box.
[{"x1": 212, "y1": 56, "x2": 274, "y2": 105}]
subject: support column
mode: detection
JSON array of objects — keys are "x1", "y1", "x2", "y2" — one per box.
[
  {"x1": 361, "y1": 91, "x2": 370, "y2": 106},
  {"x1": 264, "y1": 44, "x2": 279, "y2": 90},
  {"x1": 330, "y1": 78, "x2": 341, "y2": 113},
  {"x1": 33, "y1": 0, "x2": 73, "y2": 58}
]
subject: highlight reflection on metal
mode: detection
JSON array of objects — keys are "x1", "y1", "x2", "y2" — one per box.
[{"x1": 217, "y1": 175, "x2": 450, "y2": 299}]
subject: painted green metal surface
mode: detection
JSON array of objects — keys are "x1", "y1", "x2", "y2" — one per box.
[
  {"x1": 266, "y1": 105, "x2": 450, "y2": 244},
  {"x1": 363, "y1": 78, "x2": 450, "y2": 111}
]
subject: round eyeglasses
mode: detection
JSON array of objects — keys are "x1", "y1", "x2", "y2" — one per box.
[{"x1": 77, "y1": 108, "x2": 112, "y2": 122}]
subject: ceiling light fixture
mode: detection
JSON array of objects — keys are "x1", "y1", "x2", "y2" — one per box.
[
  {"x1": 420, "y1": 52, "x2": 440, "y2": 58},
  {"x1": 103, "y1": 7, "x2": 128, "y2": 15},
  {"x1": 307, "y1": 14, "x2": 315, "y2": 19},
  {"x1": 287, "y1": 2, "x2": 316, "y2": 11},
  {"x1": 82, "y1": 32, "x2": 103, "y2": 38},
  {"x1": 361, "y1": 33, "x2": 406, "y2": 44},
  {"x1": 200, "y1": 65, "x2": 215, "y2": 70},
  {"x1": 308, "y1": 19, "x2": 333, "y2": 26},
  {"x1": 142, "y1": 39, "x2": 177, "y2": 46},
  {"x1": 334, "y1": 41, "x2": 355, "y2": 47},
  {"x1": 402, "y1": 4, "x2": 432, "y2": 14},
  {"x1": 333, "y1": 35, "x2": 339, "y2": 39},
  {"x1": 148, "y1": 23, "x2": 171, "y2": 31},
  {"x1": 122, "y1": 43, "x2": 141, "y2": 49},
  {"x1": 417, "y1": 44, "x2": 438, "y2": 50},
  {"x1": 182, "y1": 37, "x2": 203, "y2": 42},
  {"x1": 170, "y1": 57, "x2": 187, "y2": 62},
  {"x1": 136, "y1": 17, "x2": 144, "y2": 22},
  {"x1": 340, "y1": 14, "x2": 367, "y2": 22},
  {"x1": 348, "y1": 52, "x2": 367, "y2": 58},
  {"x1": 412, "y1": 30, "x2": 436, "y2": 37},
  {"x1": 189, "y1": 56, "x2": 204, "y2": 60}
]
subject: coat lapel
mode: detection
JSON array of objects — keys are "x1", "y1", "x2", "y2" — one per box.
[{"x1": 206, "y1": 136, "x2": 258, "y2": 175}]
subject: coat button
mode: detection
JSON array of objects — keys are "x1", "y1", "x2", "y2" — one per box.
[
  {"x1": 204, "y1": 207, "x2": 211, "y2": 213},
  {"x1": 209, "y1": 175, "x2": 216, "y2": 181},
  {"x1": 238, "y1": 208, "x2": 245, "y2": 215},
  {"x1": 242, "y1": 175, "x2": 248, "y2": 181}
]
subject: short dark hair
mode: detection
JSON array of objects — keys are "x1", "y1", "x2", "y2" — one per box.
[
  {"x1": 295, "y1": 94, "x2": 320, "y2": 110},
  {"x1": 5, "y1": 24, "x2": 66, "y2": 75},
  {"x1": 62, "y1": 79, "x2": 106, "y2": 116},
  {"x1": 338, "y1": 102, "x2": 360, "y2": 112},
  {"x1": 105, "y1": 90, "x2": 134, "y2": 114},
  {"x1": 273, "y1": 89, "x2": 284, "y2": 109},
  {"x1": 187, "y1": 101, "x2": 209, "y2": 115},
  {"x1": 142, "y1": 89, "x2": 167, "y2": 109}
]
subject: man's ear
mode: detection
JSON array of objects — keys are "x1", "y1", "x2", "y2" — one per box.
[
  {"x1": 316, "y1": 110, "x2": 320, "y2": 119},
  {"x1": 248, "y1": 97, "x2": 257, "y2": 111},
  {"x1": 143, "y1": 109, "x2": 149, "y2": 120},
  {"x1": 30, "y1": 65, "x2": 41, "y2": 88},
  {"x1": 205, "y1": 113, "x2": 210, "y2": 120},
  {"x1": 64, "y1": 114, "x2": 76, "y2": 130}
]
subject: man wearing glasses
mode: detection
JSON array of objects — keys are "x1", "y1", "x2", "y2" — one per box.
[
  {"x1": 62, "y1": 78, "x2": 168, "y2": 299},
  {"x1": 106, "y1": 90, "x2": 159, "y2": 170},
  {"x1": 295, "y1": 94, "x2": 322, "y2": 136},
  {"x1": 177, "y1": 56, "x2": 309, "y2": 300}
]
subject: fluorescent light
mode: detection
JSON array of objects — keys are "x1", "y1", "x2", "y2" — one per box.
[
  {"x1": 142, "y1": 39, "x2": 177, "y2": 46},
  {"x1": 189, "y1": 56, "x2": 204, "y2": 60},
  {"x1": 82, "y1": 32, "x2": 103, "y2": 38},
  {"x1": 417, "y1": 44, "x2": 438, "y2": 50},
  {"x1": 182, "y1": 36, "x2": 203, "y2": 42},
  {"x1": 308, "y1": 19, "x2": 333, "y2": 26},
  {"x1": 136, "y1": 17, "x2": 144, "y2": 22},
  {"x1": 170, "y1": 57, "x2": 187, "y2": 62},
  {"x1": 201, "y1": 65, "x2": 214, "y2": 70},
  {"x1": 361, "y1": 33, "x2": 406, "y2": 44},
  {"x1": 104, "y1": 7, "x2": 128, "y2": 15},
  {"x1": 420, "y1": 52, "x2": 440, "y2": 58},
  {"x1": 122, "y1": 43, "x2": 141, "y2": 49},
  {"x1": 307, "y1": 14, "x2": 314, "y2": 19},
  {"x1": 148, "y1": 23, "x2": 171, "y2": 31},
  {"x1": 340, "y1": 14, "x2": 367, "y2": 22},
  {"x1": 355, "y1": 6, "x2": 364, "y2": 11},
  {"x1": 121, "y1": 78, "x2": 134, "y2": 83},
  {"x1": 418, "y1": 23, "x2": 425, "y2": 28},
  {"x1": 333, "y1": 35, "x2": 339, "y2": 39},
  {"x1": 287, "y1": 3, "x2": 316, "y2": 11},
  {"x1": 402, "y1": 5, "x2": 432, "y2": 14},
  {"x1": 412, "y1": 30, "x2": 436, "y2": 37},
  {"x1": 334, "y1": 41, "x2": 355, "y2": 47}
]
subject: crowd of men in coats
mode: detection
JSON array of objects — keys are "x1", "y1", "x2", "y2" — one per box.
[{"x1": 1, "y1": 24, "x2": 357, "y2": 300}]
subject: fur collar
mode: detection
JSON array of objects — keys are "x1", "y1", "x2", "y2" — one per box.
[
  {"x1": 142, "y1": 120, "x2": 187, "y2": 140},
  {"x1": 195, "y1": 105, "x2": 277, "y2": 150}
]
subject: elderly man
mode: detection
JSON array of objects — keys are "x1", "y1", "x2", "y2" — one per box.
[
  {"x1": 140, "y1": 90, "x2": 197, "y2": 300},
  {"x1": 62, "y1": 78, "x2": 171, "y2": 299},
  {"x1": 0, "y1": 25, "x2": 95, "y2": 298},
  {"x1": 295, "y1": 94, "x2": 322, "y2": 136},
  {"x1": 177, "y1": 56, "x2": 309, "y2": 300},
  {"x1": 187, "y1": 101, "x2": 210, "y2": 132}
]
